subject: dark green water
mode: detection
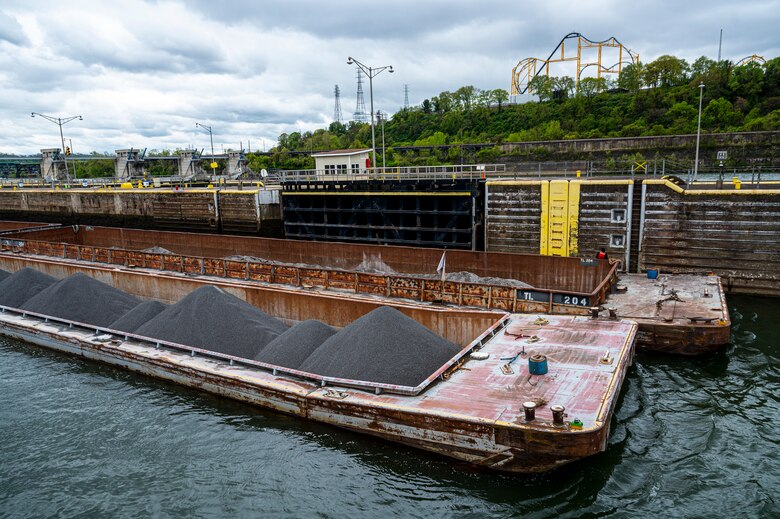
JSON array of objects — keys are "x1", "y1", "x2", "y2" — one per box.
[{"x1": 1, "y1": 295, "x2": 778, "y2": 518}]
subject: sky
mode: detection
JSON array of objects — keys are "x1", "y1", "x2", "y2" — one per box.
[{"x1": 1, "y1": 0, "x2": 778, "y2": 155}]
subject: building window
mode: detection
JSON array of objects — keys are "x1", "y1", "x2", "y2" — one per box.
[
  {"x1": 610, "y1": 234, "x2": 625, "y2": 248},
  {"x1": 351, "y1": 164, "x2": 360, "y2": 173},
  {"x1": 324, "y1": 164, "x2": 335, "y2": 173},
  {"x1": 611, "y1": 209, "x2": 626, "y2": 223},
  {"x1": 336, "y1": 164, "x2": 347, "y2": 172}
]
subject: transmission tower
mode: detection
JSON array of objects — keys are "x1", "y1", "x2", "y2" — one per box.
[
  {"x1": 353, "y1": 68, "x2": 369, "y2": 123},
  {"x1": 333, "y1": 84, "x2": 343, "y2": 124},
  {"x1": 403, "y1": 84, "x2": 410, "y2": 110}
]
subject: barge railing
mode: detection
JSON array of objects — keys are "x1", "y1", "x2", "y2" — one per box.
[{"x1": 0, "y1": 303, "x2": 510, "y2": 396}]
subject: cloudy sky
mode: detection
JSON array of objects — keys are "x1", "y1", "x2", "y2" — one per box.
[{"x1": 1, "y1": 0, "x2": 778, "y2": 155}]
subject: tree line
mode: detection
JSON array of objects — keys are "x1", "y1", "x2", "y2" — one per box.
[{"x1": 247, "y1": 54, "x2": 779, "y2": 171}]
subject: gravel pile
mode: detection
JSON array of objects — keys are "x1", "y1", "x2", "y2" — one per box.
[
  {"x1": 142, "y1": 246, "x2": 175, "y2": 255},
  {"x1": 0, "y1": 269, "x2": 10, "y2": 283},
  {"x1": 21, "y1": 273, "x2": 141, "y2": 327},
  {"x1": 418, "y1": 270, "x2": 533, "y2": 288},
  {"x1": 109, "y1": 300, "x2": 168, "y2": 334},
  {"x1": 223, "y1": 254, "x2": 531, "y2": 287},
  {"x1": 135, "y1": 285, "x2": 288, "y2": 359},
  {"x1": 353, "y1": 253, "x2": 396, "y2": 274},
  {"x1": 254, "y1": 320, "x2": 337, "y2": 369},
  {"x1": 299, "y1": 306, "x2": 460, "y2": 387},
  {"x1": 0, "y1": 267, "x2": 58, "y2": 309}
]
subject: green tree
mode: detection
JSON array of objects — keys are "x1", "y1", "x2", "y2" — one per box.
[
  {"x1": 702, "y1": 98, "x2": 741, "y2": 130},
  {"x1": 454, "y1": 85, "x2": 478, "y2": 110},
  {"x1": 618, "y1": 62, "x2": 643, "y2": 92},
  {"x1": 730, "y1": 62, "x2": 764, "y2": 102},
  {"x1": 528, "y1": 75, "x2": 555, "y2": 101},
  {"x1": 665, "y1": 101, "x2": 697, "y2": 133},
  {"x1": 578, "y1": 77, "x2": 606, "y2": 98},
  {"x1": 642, "y1": 55, "x2": 689, "y2": 87},
  {"x1": 491, "y1": 89, "x2": 509, "y2": 110}
]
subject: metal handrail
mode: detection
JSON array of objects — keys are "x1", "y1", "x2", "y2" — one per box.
[{"x1": 0, "y1": 303, "x2": 509, "y2": 397}]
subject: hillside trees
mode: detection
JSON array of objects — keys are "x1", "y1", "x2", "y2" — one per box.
[{"x1": 258, "y1": 53, "x2": 778, "y2": 169}]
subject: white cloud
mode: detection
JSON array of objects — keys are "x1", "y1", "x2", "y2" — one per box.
[{"x1": 0, "y1": 0, "x2": 778, "y2": 155}]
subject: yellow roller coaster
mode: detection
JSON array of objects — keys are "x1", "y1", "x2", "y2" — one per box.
[
  {"x1": 735, "y1": 54, "x2": 766, "y2": 67},
  {"x1": 511, "y1": 32, "x2": 639, "y2": 96}
]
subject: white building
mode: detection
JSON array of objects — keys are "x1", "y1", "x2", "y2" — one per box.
[{"x1": 311, "y1": 148, "x2": 372, "y2": 174}]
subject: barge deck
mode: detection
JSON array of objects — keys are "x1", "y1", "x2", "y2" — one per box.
[
  {"x1": 608, "y1": 274, "x2": 730, "y2": 355},
  {"x1": 0, "y1": 304, "x2": 636, "y2": 472}
]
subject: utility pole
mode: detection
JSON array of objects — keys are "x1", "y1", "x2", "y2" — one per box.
[
  {"x1": 693, "y1": 83, "x2": 705, "y2": 181},
  {"x1": 31, "y1": 112, "x2": 83, "y2": 182},
  {"x1": 347, "y1": 57, "x2": 394, "y2": 169},
  {"x1": 195, "y1": 122, "x2": 215, "y2": 174},
  {"x1": 377, "y1": 111, "x2": 386, "y2": 170}
]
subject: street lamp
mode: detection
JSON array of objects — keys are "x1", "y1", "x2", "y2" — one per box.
[
  {"x1": 31, "y1": 112, "x2": 83, "y2": 181},
  {"x1": 693, "y1": 83, "x2": 705, "y2": 181},
  {"x1": 347, "y1": 57, "x2": 393, "y2": 169},
  {"x1": 195, "y1": 122, "x2": 215, "y2": 173}
]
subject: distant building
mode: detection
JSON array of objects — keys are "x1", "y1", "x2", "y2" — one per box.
[{"x1": 311, "y1": 148, "x2": 372, "y2": 174}]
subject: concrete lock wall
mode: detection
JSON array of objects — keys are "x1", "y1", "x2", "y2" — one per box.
[
  {"x1": 0, "y1": 189, "x2": 282, "y2": 237},
  {"x1": 484, "y1": 178, "x2": 780, "y2": 296}
]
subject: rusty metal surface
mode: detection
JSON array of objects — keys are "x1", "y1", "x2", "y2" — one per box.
[
  {"x1": 0, "y1": 221, "x2": 56, "y2": 233},
  {"x1": 0, "y1": 254, "x2": 501, "y2": 348},
  {"x1": 2, "y1": 225, "x2": 619, "y2": 310},
  {"x1": 0, "y1": 306, "x2": 636, "y2": 473},
  {"x1": 606, "y1": 273, "x2": 731, "y2": 355}
]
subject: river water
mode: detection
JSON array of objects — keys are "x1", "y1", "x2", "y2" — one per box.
[{"x1": 0, "y1": 295, "x2": 777, "y2": 518}]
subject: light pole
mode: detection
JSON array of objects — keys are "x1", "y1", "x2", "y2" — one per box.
[
  {"x1": 376, "y1": 110, "x2": 386, "y2": 170},
  {"x1": 195, "y1": 122, "x2": 215, "y2": 173},
  {"x1": 693, "y1": 83, "x2": 705, "y2": 181},
  {"x1": 31, "y1": 112, "x2": 82, "y2": 181},
  {"x1": 67, "y1": 138, "x2": 76, "y2": 179},
  {"x1": 347, "y1": 57, "x2": 393, "y2": 169}
]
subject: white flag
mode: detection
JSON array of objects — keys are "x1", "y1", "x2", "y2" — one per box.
[{"x1": 436, "y1": 252, "x2": 446, "y2": 282}]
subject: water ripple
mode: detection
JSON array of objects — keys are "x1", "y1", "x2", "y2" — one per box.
[{"x1": 1, "y1": 295, "x2": 779, "y2": 517}]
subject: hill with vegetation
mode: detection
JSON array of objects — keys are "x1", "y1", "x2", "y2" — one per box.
[{"x1": 247, "y1": 55, "x2": 780, "y2": 171}]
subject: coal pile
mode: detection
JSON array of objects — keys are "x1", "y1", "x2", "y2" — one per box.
[
  {"x1": 135, "y1": 285, "x2": 288, "y2": 359},
  {"x1": 0, "y1": 267, "x2": 58, "y2": 309},
  {"x1": 0, "y1": 269, "x2": 10, "y2": 283},
  {"x1": 254, "y1": 320, "x2": 337, "y2": 370},
  {"x1": 109, "y1": 300, "x2": 168, "y2": 334},
  {"x1": 299, "y1": 306, "x2": 460, "y2": 387},
  {"x1": 21, "y1": 273, "x2": 141, "y2": 327}
]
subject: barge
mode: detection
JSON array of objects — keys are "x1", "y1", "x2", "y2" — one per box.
[
  {"x1": 0, "y1": 223, "x2": 728, "y2": 354},
  {"x1": 0, "y1": 262, "x2": 637, "y2": 473}
]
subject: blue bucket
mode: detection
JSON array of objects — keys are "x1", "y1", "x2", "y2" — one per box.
[
  {"x1": 647, "y1": 269, "x2": 659, "y2": 280},
  {"x1": 528, "y1": 354, "x2": 548, "y2": 375}
]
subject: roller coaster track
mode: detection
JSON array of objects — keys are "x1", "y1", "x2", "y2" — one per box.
[
  {"x1": 735, "y1": 54, "x2": 766, "y2": 67},
  {"x1": 511, "y1": 32, "x2": 639, "y2": 96}
]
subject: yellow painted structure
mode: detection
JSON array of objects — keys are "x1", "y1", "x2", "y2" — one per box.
[
  {"x1": 511, "y1": 32, "x2": 638, "y2": 95},
  {"x1": 539, "y1": 180, "x2": 580, "y2": 256}
]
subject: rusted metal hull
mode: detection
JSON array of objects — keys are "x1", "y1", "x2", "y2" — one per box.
[
  {"x1": 0, "y1": 303, "x2": 636, "y2": 473},
  {"x1": 1, "y1": 224, "x2": 618, "y2": 312},
  {"x1": 0, "y1": 222, "x2": 726, "y2": 355},
  {"x1": 635, "y1": 323, "x2": 731, "y2": 356},
  {"x1": 608, "y1": 274, "x2": 731, "y2": 355}
]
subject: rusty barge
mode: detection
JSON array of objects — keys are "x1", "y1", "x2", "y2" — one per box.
[
  {"x1": 0, "y1": 258, "x2": 637, "y2": 472},
  {"x1": 0, "y1": 224, "x2": 729, "y2": 355}
]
